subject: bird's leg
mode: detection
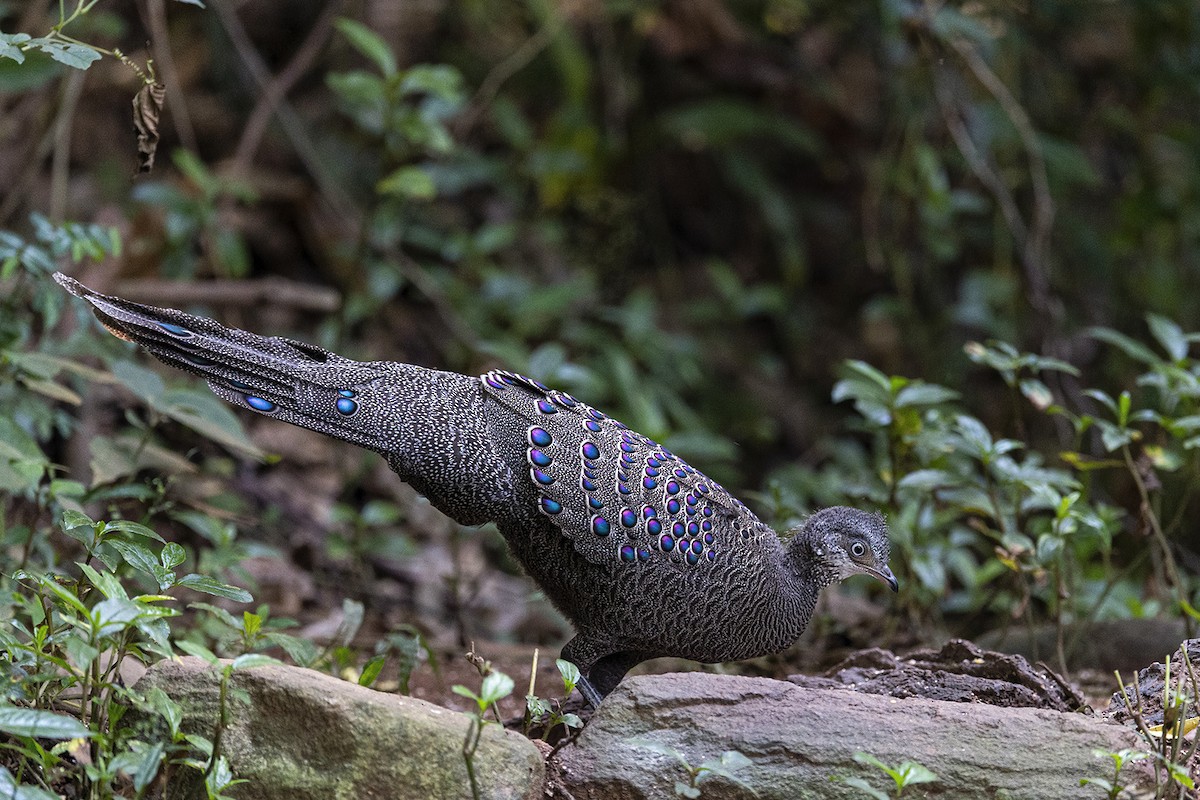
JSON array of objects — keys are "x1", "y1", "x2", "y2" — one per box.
[{"x1": 585, "y1": 651, "x2": 646, "y2": 699}]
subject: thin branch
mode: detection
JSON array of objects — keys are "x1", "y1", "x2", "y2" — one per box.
[{"x1": 143, "y1": 0, "x2": 198, "y2": 152}]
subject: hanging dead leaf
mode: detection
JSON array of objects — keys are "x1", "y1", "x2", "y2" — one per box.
[{"x1": 132, "y1": 80, "x2": 166, "y2": 174}]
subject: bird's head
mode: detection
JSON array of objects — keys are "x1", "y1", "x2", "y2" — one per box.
[{"x1": 790, "y1": 506, "x2": 897, "y2": 592}]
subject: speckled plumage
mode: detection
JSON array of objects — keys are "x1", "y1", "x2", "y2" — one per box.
[{"x1": 56, "y1": 273, "x2": 897, "y2": 705}]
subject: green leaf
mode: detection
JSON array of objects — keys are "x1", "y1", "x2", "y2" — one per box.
[
  {"x1": 479, "y1": 671, "x2": 514, "y2": 705},
  {"x1": 0, "y1": 766, "x2": 61, "y2": 800},
  {"x1": 359, "y1": 655, "x2": 386, "y2": 687},
  {"x1": 103, "y1": 519, "x2": 166, "y2": 543},
  {"x1": 0, "y1": 705, "x2": 92, "y2": 739},
  {"x1": 1088, "y1": 326, "x2": 1160, "y2": 365},
  {"x1": 30, "y1": 38, "x2": 101, "y2": 70},
  {"x1": 556, "y1": 659, "x2": 580, "y2": 693},
  {"x1": 1147, "y1": 314, "x2": 1188, "y2": 361},
  {"x1": 61, "y1": 509, "x2": 94, "y2": 530},
  {"x1": 230, "y1": 654, "x2": 279, "y2": 671},
  {"x1": 161, "y1": 542, "x2": 186, "y2": 570},
  {"x1": 334, "y1": 18, "x2": 396, "y2": 77},
  {"x1": 0, "y1": 33, "x2": 32, "y2": 65},
  {"x1": 377, "y1": 166, "x2": 437, "y2": 200},
  {"x1": 837, "y1": 777, "x2": 888, "y2": 800},
  {"x1": 176, "y1": 574, "x2": 252, "y2": 603},
  {"x1": 132, "y1": 739, "x2": 166, "y2": 791},
  {"x1": 894, "y1": 383, "x2": 959, "y2": 407},
  {"x1": 896, "y1": 760, "x2": 939, "y2": 786},
  {"x1": 175, "y1": 639, "x2": 219, "y2": 665}
]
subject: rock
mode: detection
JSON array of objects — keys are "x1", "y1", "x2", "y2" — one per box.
[
  {"x1": 550, "y1": 673, "x2": 1152, "y2": 799},
  {"x1": 789, "y1": 639, "x2": 1086, "y2": 712},
  {"x1": 135, "y1": 657, "x2": 543, "y2": 800}
]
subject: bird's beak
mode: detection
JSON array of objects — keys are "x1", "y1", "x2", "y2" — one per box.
[{"x1": 868, "y1": 565, "x2": 899, "y2": 593}]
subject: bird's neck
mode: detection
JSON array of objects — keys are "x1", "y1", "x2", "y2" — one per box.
[{"x1": 786, "y1": 527, "x2": 838, "y2": 592}]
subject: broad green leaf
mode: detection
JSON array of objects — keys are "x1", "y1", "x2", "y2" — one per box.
[
  {"x1": 230, "y1": 654, "x2": 279, "y2": 670},
  {"x1": 0, "y1": 766, "x2": 64, "y2": 800},
  {"x1": 334, "y1": 18, "x2": 396, "y2": 77},
  {"x1": 480, "y1": 670, "x2": 514, "y2": 705},
  {"x1": 0, "y1": 706, "x2": 92, "y2": 739},
  {"x1": 378, "y1": 166, "x2": 436, "y2": 200},
  {"x1": 1147, "y1": 314, "x2": 1188, "y2": 361},
  {"x1": 1088, "y1": 327, "x2": 1160, "y2": 365},
  {"x1": 359, "y1": 655, "x2": 386, "y2": 687},
  {"x1": 103, "y1": 519, "x2": 166, "y2": 543},
  {"x1": 175, "y1": 640, "x2": 219, "y2": 665},
  {"x1": 895, "y1": 383, "x2": 958, "y2": 407},
  {"x1": 177, "y1": 574, "x2": 252, "y2": 603}
]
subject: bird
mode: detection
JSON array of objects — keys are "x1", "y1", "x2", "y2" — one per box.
[{"x1": 55, "y1": 272, "x2": 897, "y2": 707}]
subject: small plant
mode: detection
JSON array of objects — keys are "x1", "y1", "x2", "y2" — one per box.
[
  {"x1": 1082, "y1": 748, "x2": 1150, "y2": 799},
  {"x1": 452, "y1": 652, "x2": 514, "y2": 800},
  {"x1": 1112, "y1": 646, "x2": 1199, "y2": 799},
  {"x1": 630, "y1": 739, "x2": 756, "y2": 798},
  {"x1": 522, "y1": 651, "x2": 583, "y2": 740},
  {"x1": 837, "y1": 752, "x2": 938, "y2": 799}
]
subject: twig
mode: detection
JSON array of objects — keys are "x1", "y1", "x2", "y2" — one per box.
[
  {"x1": 111, "y1": 276, "x2": 341, "y2": 311},
  {"x1": 49, "y1": 68, "x2": 86, "y2": 223},
  {"x1": 143, "y1": 0, "x2": 198, "y2": 152},
  {"x1": 207, "y1": 0, "x2": 358, "y2": 222},
  {"x1": 230, "y1": 0, "x2": 343, "y2": 172}
]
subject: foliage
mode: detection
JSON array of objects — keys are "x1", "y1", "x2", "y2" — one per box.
[
  {"x1": 629, "y1": 738, "x2": 757, "y2": 799},
  {"x1": 837, "y1": 752, "x2": 938, "y2": 800},
  {"x1": 452, "y1": 665, "x2": 514, "y2": 800},
  {"x1": 522, "y1": 654, "x2": 583, "y2": 740}
]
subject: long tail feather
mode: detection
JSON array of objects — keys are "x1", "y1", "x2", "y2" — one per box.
[{"x1": 54, "y1": 273, "x2": 389, "y2": 452}]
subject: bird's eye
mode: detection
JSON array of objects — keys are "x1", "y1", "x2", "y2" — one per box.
[{"x1": 850, "y1": 541, "x2": 866, "y2": 558}]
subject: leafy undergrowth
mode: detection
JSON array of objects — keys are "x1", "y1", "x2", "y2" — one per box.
[{"x1": 7, "y1": 219, "x2": 1200, "y2": 796}]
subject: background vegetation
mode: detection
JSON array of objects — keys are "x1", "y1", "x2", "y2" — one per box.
[{"x1": 3, "y1": 0, "x2": 1200, "y2": 794}]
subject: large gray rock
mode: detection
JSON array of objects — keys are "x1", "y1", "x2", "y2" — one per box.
[
  {"x1": 551, "y1": 674, "x2": 1152, "y2": 799},
  {"x1": 135, "y1": 657, "x2": 543, "y2": 800}
]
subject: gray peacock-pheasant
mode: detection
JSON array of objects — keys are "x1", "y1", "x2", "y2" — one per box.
[{"x1": 55, "y1": 272, "x2": 897, "y2": 707}]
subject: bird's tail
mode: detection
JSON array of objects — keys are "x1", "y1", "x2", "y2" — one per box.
[{"x1": 54, "y1": 272, "x2": 391, "y2": 453}]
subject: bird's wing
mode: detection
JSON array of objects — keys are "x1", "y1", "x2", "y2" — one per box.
[{"x1": 480, "y1": 369, "x2": 774, "y2": 566}]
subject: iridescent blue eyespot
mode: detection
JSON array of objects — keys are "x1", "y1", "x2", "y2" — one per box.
[
  {"x1": 704, "y1": 532, "x2": 714, "y2": 545},
  {"x1": 246, "y1": 396, "x2": 276, "y2": 412},
  {"x1": 614, "y1": 421, "x2": 629, "y2": 430},
  {"x1": 643, "y1": 505, "x2": 656, "y2": 519},
  {"x1": 532, "y1": 468, "x2": 555, "y2": 486},
  {"x1": 588, "y1": 496, "x2": 604, "y2": 509},
  {"x1": 686, "y1": 550, "x2": 699, "y2": 565},
  {"x1": 706, "y1": 551, "x2": 715, "y2": 561},
  {"x1": 698, "y1": 483, "x2": 710, "y2": 494},
  {"x1": 336, "y1": 397, "x2": 358, "y2": 415},
  {"x1": 584, "y1": 419, "x2": 602, "y2": 432},
  {"x1": 647, "y1": 519, "x2": 662, "y2": 536},
  {"x1": 691, "y1": 540, "x2": 703, "y2": 554},
  {"x1": 583, "y1": 467, "x2": 596, "y2": 479},
  {"x1": 539, "y1": 497, "x2": 563, "y2": 514},
  {"x1": 637, "y1": 547, "x2": 651, "y2": 561},
  {"x1": 588, "y1": 408, "x2": 605, "y2": 421},
  {"x1": 644, "y1": 467, "x2": 659, "y2": 477},
  {"x1": 620, "y1": 442, "x2": 635, "y2": 453},
  {"x1": 703, "y1": 507, "x2": 713, "y2": 518},
  {"x1": 647, "y1": 458, "x2": 660, "y2": 468},
  {"x1": 702, "y1": 520, "x2": 712, "y2": 532},
  {"x1": 660, "y1": 534, "x2": 675, "y2": 551},
  {"x1": 666, "y1": 481, "x2": 680, "y2": 495},
  {"x1": 618, "y1": 483, "x2": 631, "y2": 495},
  {"x1": 581, "y1": 477, "x2": 597, "y2": 491},
  {"x1": 672, "y1": 521, "x2": 685, "y2": 537},
  {"x1": 643, "y1": 477, "x2": 657, "y2": 490},
  {"x1": 688, "y1": 522, "x2": 699, "y2": 536},
  {"x1": 621, "y1": 509, "x2": 637, "y2": 527},
  {"x1": 529, "y1": 449, "x2": 552, "y2": 467},
  {"x1": 619, "y1": 545, "x2": 636, "y2": 562},
  {"x1": 686, "y1": 494, "x2": 698, "y2": 506},
  {"x1": 529, "y1": 427, "x2": 552, "y2": 447},
  {"x1": 229, "y1": 380, "x2": 253, "y2": 391},
  {"x1": 592, "y1": 516, "x2": 610, "y2": 536},
  {"x1": 581, "y1": 442, "x2": 600, "y2": 460},
  {"x1": 678, "y1": 539, "x2": 690, "y2": 553},
  {"x1": 338, "y1": 389, "x2": 356, "y2": 398},
  {"x1": 666, "y1": 499, "x2": 681, "y2": 514},
  {"x1": 157, "y1": 322, "x2": 192, "y2": 337},
  {"x1": 182, "y1": 353, "x2": 216, "y2": 367},
  {"x1": 537, "y1": 400, "x2": 557, "y2": 415},
  {"x1": 674, "y1": 468, "x2": 687, "y2": 479},
  {"x1": 617, "y1": 471, "x2": 628, "y2": 482}
]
